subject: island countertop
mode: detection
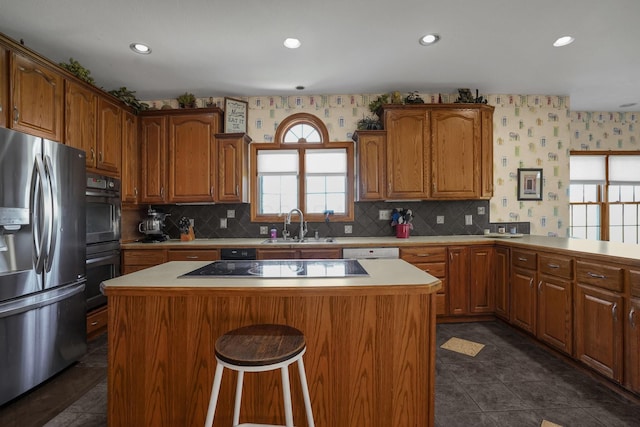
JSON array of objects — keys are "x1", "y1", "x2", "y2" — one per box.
[{"x1": 104, "y1": 258, "x2": 441, "y2": 426}]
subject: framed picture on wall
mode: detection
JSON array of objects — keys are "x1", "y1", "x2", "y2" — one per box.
[
  {"x1": 517, "y1": 168, "x2": 543, "y2": 200},
  {"x1": 223, "y1": 97, "x2": 248, "y2": 133}
]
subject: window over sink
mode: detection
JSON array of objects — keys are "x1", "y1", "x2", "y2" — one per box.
[{"x1": 250, "y1": 113, "x2": 354, "y2": 222}]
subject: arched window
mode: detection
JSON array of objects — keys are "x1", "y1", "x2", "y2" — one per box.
[{"x1": 250, "y1": 113, "x2": 354, "y2": 223}]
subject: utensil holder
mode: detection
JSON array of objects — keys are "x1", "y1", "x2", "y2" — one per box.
[{"x1": 396, "y1": 224, "x2": 410, "y2": 238}]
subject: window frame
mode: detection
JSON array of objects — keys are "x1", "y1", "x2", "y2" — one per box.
[{"x1": 250, "y1": 113, "x2": 355, "y2": 223}]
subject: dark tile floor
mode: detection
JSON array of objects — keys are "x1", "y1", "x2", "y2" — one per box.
[
  {"x1": 3, "y1": 321, "x2": 640, "y2": 426},
  {"x1": 436, "y1": 321, "x2": 640, "y2": 427}
]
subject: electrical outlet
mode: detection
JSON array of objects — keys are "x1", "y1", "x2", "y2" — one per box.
[
  {"x1": 465, "y1": 215, "x2": 473, "y2": 225},
  {"x1": 189, "y1": 218, "x2": 194, "y2": 227},
  {"x1": 344, "y1": 225, "x2": 353, "y2": 234},
  {"x1": 259, "y1": 226, "x2": 268, "y2": 235},
  {"x1": 477, "y1": 206, "x2": 485, "y2": 215},
  {"x1": 378, "y1": 209, "x2": 392, "y2": 220},
  {"x1": 220, "y1": 218, "x2": 227, "y2": 229},
  {"x1": 436, "y1": 215, "x2": 445, "y2": 224},
  {"x1": 227, "y1": 209, "x2": 235, "y2": 219}
]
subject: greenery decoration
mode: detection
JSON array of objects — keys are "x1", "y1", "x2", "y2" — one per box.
[
  {"x1": 108, "y1": 87, "x2": 149, "y2": 112},
  {"x1": 177, "y1": 92, "x2": 197, "y2": 108},
  {"x1": 357, "y1": 116, "x2": 383, "y2": 130},
  {"x1": 59, "y1": 57, "x2": 95, "y2": 85}
]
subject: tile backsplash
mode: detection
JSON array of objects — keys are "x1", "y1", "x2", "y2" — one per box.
[{"x1": 146, "y1": 201, "x2": 529, "y2": 241}]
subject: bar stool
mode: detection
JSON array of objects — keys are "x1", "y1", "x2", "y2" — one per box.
[{"x1": 204, "y1": 324, "x2": 315, "y2": 427}]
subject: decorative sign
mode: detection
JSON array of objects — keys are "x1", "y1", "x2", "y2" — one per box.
[
  {"x1": 517, "y1": 168, "x2": 543, "y2": 200},
  {"x1": 224, "y1": 97, "x2": 248, "y2": 133}
]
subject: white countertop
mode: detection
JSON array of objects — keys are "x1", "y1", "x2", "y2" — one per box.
[{"x1": 102, "y1": 258, "x2": 442, "y2": 291}]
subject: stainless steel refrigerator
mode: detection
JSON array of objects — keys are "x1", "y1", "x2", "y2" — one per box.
[{"x1": 0, "y1": 127, "x2": 87, "y2": 405}]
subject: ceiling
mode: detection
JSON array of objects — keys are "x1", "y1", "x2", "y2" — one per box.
[{"x1": 1, "y1": 0, "x2": 639, "y2": 112}]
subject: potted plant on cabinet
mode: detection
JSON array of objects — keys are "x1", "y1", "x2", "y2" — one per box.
[{"x1": 177, "y1": 92, "x2": 197, "y2": 108}]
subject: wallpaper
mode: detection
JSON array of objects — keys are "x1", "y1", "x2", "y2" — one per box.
[{"x1": 145, "y1": 93, "x2": 640, "y2": 238}]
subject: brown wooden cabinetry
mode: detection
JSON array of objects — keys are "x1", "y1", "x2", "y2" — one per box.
[
  {"x1": 257, "y1": 247, "x2": 341, "y2": 260},
  {"x1": 95, "y1": 97, "x2": 121, "y2": 174},
  {"x1": 215, "y1": 133, "x2": 251, "y2": 203},
  {"x1": 626, "y1": 269, "x2": 640, "y2": 393},
  {"x1": 167, "y1": 249, "x2": 220, "y2": 261},
  {"x1": 64, "y1": 80, "x2": 96, "y2": 167},
  {"x1": 537, "y1": 253, "x2": 573, "y2": 355},
  {"x1": 122, "y1": 248, "x2": 167, "y2": 274},
  {"x1": 0, "y1": 45, "x2": 9, "y2": 128},
  {"x1": 121, "y1": 110, "x2": 139, "y2": 203},
  {"x1": 469, "y1": 246, "x2": 494, "y2": 313},
  {"x1": 383, "y1": 107, "x2": 430, "y2": 199},
  {"x1": 10, "y1": 52, "x2": 63, "y2": 141},
  {"x1": 400, "y1": 246, "x2": 447, "y2": 315},
  {"x1": 353, "y1": 131, "x2": 386, "y2": 200},
  {"x1": 510, "y1": 249, "x2": 537, "y2": 334},
  {"x1": 447, "y1": 246, "x2": 469, "y2": 315},
  {"x1": 140, "y1": 115, "x2": 167, "y2": 203},
  {"x1": 575, "y1": 260, "x2": 624, "y2": 382},
  {"x1": 494, "y1": 246, "x2": 510, "y2": 320},
  {"x1": 86, "y1": 306, "x2": 108, "y2": 341}
]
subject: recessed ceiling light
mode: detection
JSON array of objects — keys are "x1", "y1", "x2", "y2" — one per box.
[
  {"x1": 552, "y1": 36, "x2": 575, "y2": 47},
  {"x1": 295, "y1": 85, "x2": 305, "y2": 90},
  {"x1": 130, "y1": 43, "x2": 152, "y2": 54},
  {"x1": 283, "y1": 38, "x2": 301, "y2": 49},
  {"x1": 620, "y1": 102, "x2": 638, "y2": 108},
  {"x1": 419, "y1": 34, "x2": 440, "y2": 46}
]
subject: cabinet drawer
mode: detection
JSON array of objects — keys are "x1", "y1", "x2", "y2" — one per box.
[
  {"x1": 400, "y1": 247, "x2": 446, "y2": 263},
  {"x1": 511, "y1": 249, "x2": 537, "y2": 270},
  {"x1": 576, "y1": 261, "x2": 624, "y2": 292},
  {"x1": 167, "y1": 249, "x2": 219, "y2": 261},
  {"x1": 631, "y1": 270, "x2": 640, "y2": 298},
  {"x1": 123, "y1": 249, "x2": 167, "y2": 266},
  {"x1": 412, "y1": 262, "x2": 446, "y2": 278},
  {"x1": 539, "y1": 254, "x2": 573, "y2": 279},
  {"x1": 86, "y1": 306, "x2": 108, "y2": 340}
]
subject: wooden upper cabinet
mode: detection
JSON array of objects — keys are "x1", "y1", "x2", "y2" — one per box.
[
  {"x1": 96, "y1": 97, "x2": 122, "y2": 174},
  {"x1": 431, "y1": 108, "x2": 480, "y2": 199},
  {"x1": 10, "y1": 52, "x2": 63, "y2": 141},
  {"x1": 140, "y1": 115, "x2": 167, "y2": 203},
  {"x1": 169, "y1": 113, "x2": 217, "y2": 203},
  {"x1": 121, "y1": 110, "x2": 139, "y2": 203},
  {"x1": 480, "y1": 108, "x2": 494, "y2": 197},
  {"x1": 216, "y1": 133, "x2": 251, "y2": 203},
  {"x1": 64, "y1": 80, "x2": 96, "y2": 167},
  {"x1": 353, "y1": 131, "x2": 386, "y2": 200},
  {"x1": 0, "y1": 45, "x2": 8, "y2": 128},
  {"x1": 384, "y1": 107, "x2": 430, "y2": 199}
]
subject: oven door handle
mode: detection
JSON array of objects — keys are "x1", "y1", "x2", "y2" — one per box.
[
  {"x1": 85, "y1": 189, "x2": 119, "y2": 198},
  {"x1": 86, "y1": 251, "x2": 120, "y2": 266}
]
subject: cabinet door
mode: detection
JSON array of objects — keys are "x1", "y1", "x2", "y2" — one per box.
[
  {"x1": 494, "y1": 246, "x2": 510, "y2": 320},
  {"x1": 575, "y1": 283, "x2": 623, "y2": 382},
  {"x1": 96, "y1": 97, "x2": 122, "y2": 174},
  {"x1": 480, "y1": 108, "x2": 493, "y2": 198},
  {"x1": 510, "y1": 267, "x2": 536, "y2": 334},
  {"x1": 298, "y1": 248, "x2": 341, "y2": 259},
  {"x1": 447, "y1": 246, "x2": 469, "y2": 315},
  {"x1": 121, "y1": 110, "x2": 139, "y2": 203},
  {"x1": 140, "y1": 116, "x2": 167, "y2": 203},
  {"x1": 10, "y1": 53, "x2": 63, "y2": 141},
  {"x1": 384, "y1": 109, "x2": 429, "y2": 199},
  {"x1": 122, "y1": 249, "x2": 167, "y2": 274},
  {"x1": 537, "y1": 275, "x2": 572, "y2": 355},
  {"x1": 626, "y1": 296, "x2": 640, "y2": 394},
  {"x1": 167, "y1": 249, "x2": 220, "y2": 261},
  {"x1": 355, "y1": 131, "x2": 386, "y2": 200},
  {"x1": 168, "y1": 114, "x2": 216, "y2": 203},
  {"x1": 64, "y1": 80, "x2": 96, "y2": 167},
  {"x1": 0, "y1": 45, "x2": 8, "y2": 128},
  {"x1": 469, "y1": 246, "x2": 494, "y2": 313},
  {"x1": 217, "y1": 133, "x2": 250, "y2": 203},
  {"x1": 257, "y1": 249, "x2": 297, "y2": 260},
  {"x1": 431, "y1": 109, "x2": 480, "y2": 199}
]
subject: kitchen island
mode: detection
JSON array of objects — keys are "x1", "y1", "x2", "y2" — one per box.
[{"x1": 102, "y1": 258, "x2": 441, "y2": 427}]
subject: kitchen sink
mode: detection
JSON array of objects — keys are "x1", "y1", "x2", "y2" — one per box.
[{"x1": 260, "y1": 237, "x2": 338, "y2": 244}]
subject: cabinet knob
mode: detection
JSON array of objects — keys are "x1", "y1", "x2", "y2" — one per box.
[
  {"x1": 236, "y1": 184, "x2": 239, "y2": 196},
  {"x1": 587, "y1": 272, "x2": 606, "y2": 279},
  {"x1": 99, "y1": 151, "x2": 103, "y2": 163},
  {"x1": 612, "y1": 303, "x2": 618, "y2": 322},
  {"x1": 91, "y1": 321, "x2": 99, "y2": 326},
  {"x1": 537, "y1": 280, "x2": 542, "y2": 292},
  {"x1": 547, "y1": 263, "x2": 560, "y2": 269},
  {"x1": 160, "y1": 186, "x2": 165, "y2": 199},
  {"x1": 630, "y1": 308, "x2": 637, "y2": 329},
  {"x1": 518, "y1": 257, "x2": 528, "y2": 262},
  {"x1": 529, "y1": 278, "x2": 533, "y2": 288},
  {"x1": 13, "y1": 106, "x2": 19, "y2": 123},
  {"x1": 90, "y1": 147, "x2": 95, "y2": 160}
]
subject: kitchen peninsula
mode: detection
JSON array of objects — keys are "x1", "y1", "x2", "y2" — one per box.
[{"x1": 102, "y1": 258, "x2": 441, "y2": 427}]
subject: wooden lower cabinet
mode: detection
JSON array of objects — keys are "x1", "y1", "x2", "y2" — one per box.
[
  {"x1": 537, "y1": 275, "x2": 572, "y2": 355},
  {"x1": 257, "y1": 247, "x2": 341, "y2": 260},
  {"x1": 86, "y1": 305, "x2": 108, "y2": 341},
  {"x1": 494, "y1": 246, "x2": 510, "y2": 320},
  {"x1": 469, "y1": 246, "x2": 494, "y2": 313},
  {"x1": 122, "y1": 249, "x2": 167, "y2": 274},
  {"x1": 400, "y1": 246, "x2": 447, "y2": 315},
  {"x1": 575, "y1": 283, "x2": 624, "y2": 382},
  {"x1": 447, "y1": 246, "x2": 469, "y2": 315},
  {"x1": 626, "y1": 296, "x2": 640, "y2": 394},
  {"x1": 510, "y1": 267, "x2": 537, "y2": 334},
  {"x1": 167, "y1": 249, "x2": 219, "y2": 261}
]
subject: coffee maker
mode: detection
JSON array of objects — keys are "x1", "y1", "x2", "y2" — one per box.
[{"x1": 138, "y1": 206, "x2": 170, "y2": 242}]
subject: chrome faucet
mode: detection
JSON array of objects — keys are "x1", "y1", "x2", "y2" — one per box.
[{"x1": 286, "y1": 208, "x2": 307, "y2": 241}]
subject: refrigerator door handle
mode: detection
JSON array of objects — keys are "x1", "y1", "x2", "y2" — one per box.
[
  {"x1": 43, "y1": 155, "x2": 58, "y2": 272},
  {"x1": 0, "y1": 281, "x2": 85, "y2": 319},
  {"x1": 31, "y1": 155, "x2": 50, "y2": 274}
]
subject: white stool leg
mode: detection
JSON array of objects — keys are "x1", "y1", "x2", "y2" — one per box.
[
  {"x1": 204, "y1": 363, "x2": 225, "y2": 427},
  {"x1": 232, "y1": 370, "x2": 244, "y2": 426},
  {"x1": 281, "y1": 366, "x2": 294, "y2": 427},
  {"x1": 297, "y1": 358, "x2": 315, "y2": 427}
]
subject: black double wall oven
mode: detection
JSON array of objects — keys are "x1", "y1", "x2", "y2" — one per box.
[{"x1": 85, "y1": 173, "x2": 121, "y2": 311}]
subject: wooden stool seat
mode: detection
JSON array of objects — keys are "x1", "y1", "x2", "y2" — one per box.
[
  {"x1": 215, "y1": 324, "x2": 305, "y2": 366},
  {"x1": 205, "y1": 324, "x2": 315, "y2": 427}
]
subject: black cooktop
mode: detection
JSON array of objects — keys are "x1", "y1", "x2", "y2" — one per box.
[{"x1": 180, "y1": 259, "x2": 369, "y2": 278}]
